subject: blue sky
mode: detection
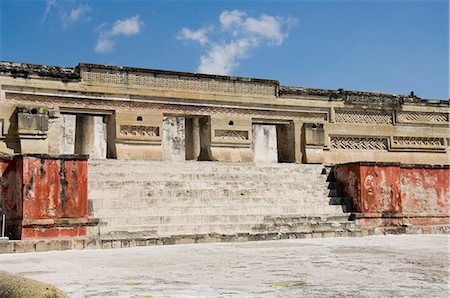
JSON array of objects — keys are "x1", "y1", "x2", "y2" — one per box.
[{"x1": 0, "y1": 0, "x2": 448, "y2": 99}]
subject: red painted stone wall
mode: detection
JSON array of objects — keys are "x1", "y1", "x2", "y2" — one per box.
[
  {"x1": 400, "y1": 166, "x2": 449, "y2": 226},
  {"x1": 359, "y1": 164, "x2": 402, "y2": 214},
  {"x1": 334, "y1": 162, "x2": 449, "y2": 228},
  {"x1": 0, "y1": 154, "x2": 88, "y2": 239}
]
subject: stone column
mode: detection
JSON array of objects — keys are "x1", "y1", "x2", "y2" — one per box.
[
  {"x1": 185, "y1": 117, "x2": 201, "y2": 160},
  {"x1": 75, "y1": 115, "x2": 107, "y2": 159},
  {"x1": 163, "y1": 116, "x2": 186, "y2": 161}
]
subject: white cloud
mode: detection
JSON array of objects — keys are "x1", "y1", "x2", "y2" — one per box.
[
  {"x1": 177, "y1": 26, "x2": 212, "y2": 46},
  {"x1": 111, "y1": 16, "x2": 142, "y2": 36},
  {"x1": 178, "y1": 10, "x2": 297, "y2": 75},
  {"x1": 94, "y1": 15, "x2": 143, "y2": 53},
  {"x1": 242, "y1": 14, "x2": 289, "y2": 45},
  {"x1": 42, "y1": 1, "x2": 92, "y2": 28},
  {"x1": 198, "y1": 39, "x2": 253, "y2": 75},
  {"x1": 61, "y1": 4, "x2": 91, "y2": 28},
  {"x1": 95, "y1": 35, "x2": 115, "y2": 53},
  {"x1": 42, "y1": 0, "x2": 56, "y2": 23},
  {"x1": 69, "y1": 5, "x2": 91, "y2": 23},
  {"x1": 219, "y1": 10, "x2": 245, "y2": 31}
]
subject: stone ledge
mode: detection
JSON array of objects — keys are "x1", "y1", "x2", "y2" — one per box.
[
  {"x1": 21, "y1": 218, "x2": 99, "y2": 228},
  {"x1": 1, "y1": 225, "x2": 449, "y2": 254},
  {"x1": 334, "y1": 161, "x2": 450, "y2": 169}
]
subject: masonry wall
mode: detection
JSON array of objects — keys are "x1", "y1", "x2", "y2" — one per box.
[
  {"x1": 334, "y1": 162, "x2": 450, "y2": 228},
  {"x1": 0, "y1": 62, "x2": 448, "y2": 165},
  {"x1": 0, "y1": 155, "x2": 89, "y2": 239}
]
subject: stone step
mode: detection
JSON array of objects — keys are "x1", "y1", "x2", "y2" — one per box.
[
  {"x1": 88, "y1": 173, "x2": 327, "y2": 183},
  {"x1": 88, "y1": 188, "x2": 329, "y2": 200},
  {"x1": 98, "y1": 214, "x2": 271, "y2": 226},
  {"x1": 88, "y1": 179, "x2": 326, "y2": 188},
  {"x1": 89, "y1": 173, "x2": 329, "y2": 185},
  {"x1": 89, "y1": 200, "x2": 340, "y2": 211},
  {"x1": 89, "y1": 159, "x2": 317, "y2": 169},
  {"x1": 100, "y1": 223, "x2": 267, "y2": 237},
  {"x1": 87, "y1": 160, "x2": 345, "y2": 239},
  {"x1": 91, "y1": 206, "x2": 345, "y2": 219},
  {"x1": 98, "y1": 213, "x2": 350, "y2": 223},
  {"x1": 98, "y1": 220, "x2": 358, "y2": 238}
]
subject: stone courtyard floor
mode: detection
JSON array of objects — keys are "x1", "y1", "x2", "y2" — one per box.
[{"x1": 0, "y1": 234, "x2": 449, "y2": 298}]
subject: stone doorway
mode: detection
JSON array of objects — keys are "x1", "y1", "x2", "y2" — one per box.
[
  {"x1": 59, "y1": 113, "x2": 108, "y2": 159},
  {"x1": 163, "y1": 116, "x2": 213, "y2": 161},
  {"x1": 252, "y1": 121, "x2": 295, "y2": 163}
]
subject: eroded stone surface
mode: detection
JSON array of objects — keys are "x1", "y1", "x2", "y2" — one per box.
[{"x1": 0, "y1": 235, "x2": 448, "y2": 297}]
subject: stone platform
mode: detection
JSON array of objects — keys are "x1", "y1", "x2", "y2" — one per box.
[{"x1": 87, "y1": 160, "x2": 354, "y2": 240}]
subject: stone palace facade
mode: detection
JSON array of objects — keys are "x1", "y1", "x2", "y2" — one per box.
[{"x1": 0, "y1": 61, "x2": 448, "y2": 253}]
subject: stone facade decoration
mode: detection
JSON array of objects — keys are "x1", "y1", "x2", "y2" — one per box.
[
  {"x1": 119, "y1": 125, "x2": 160, "y2": 138},
  {"x1": 335, "y1": 109, "x2": 393, "y2": 125},
  {"x1": 80, "y1": 63, "x2": 278, "y2": 97},
  {"x1": 330, "y1": 136, "x2": 388, "y2": 151},
  {"x1": 214, "y1": 129, "x2": 249, "y2": 141},
  {"x1": 396, "y1": 111, "x2": 449, "y2": 125},
  {"x1": 0, "y1": 61, "x2": 449, "y2": 249},
  {"x1": 0, "y1": 61, "x2": 448, "y2": 165},
  {"x1": 390, "y1": 136, "x2": 446, "y2": 151}
]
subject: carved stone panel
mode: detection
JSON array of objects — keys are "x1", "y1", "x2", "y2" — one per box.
[
  {"x1": 119, "y1": 125, "x2": 160, "y2": 138},
  {"x1": 335, "y1": 110, "x2": 393, "y2": 125},
  {"x1": 214, "y1": 129, "x2": 249, "y2": 141},
  {"x1": 82, "y1": 70, "x2": 275, "y2": 97},
  {"x1": 396, "y1": 111, "x2": 449, "y2": 125},
  {"x1": 330, "y1": 136, "x2": 388, "y2": 150},
  {"x1": 390, "y1": 136, "x2": 446, "y2": 151}
]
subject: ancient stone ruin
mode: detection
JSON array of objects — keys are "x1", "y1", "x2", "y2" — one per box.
[{"x1": 0, "y1": 61, "x2": 448, "y2": 252}]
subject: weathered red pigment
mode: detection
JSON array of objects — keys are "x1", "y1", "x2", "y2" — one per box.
[
  {"x1": 0, "y1": 154, "x2": 88, "y2": 240},
  {"x1": 334, "y1": 162, "x2": 450, "y2": 228},
  {"x1": 21, "y1": 226, "x2": 86, "y2": 239},
  {"x1": 400, "y1": 166, "x2": 449, "y2": 225},
  {"x1": 22, "y1": 157, "x2": 88, "y2": 220}
]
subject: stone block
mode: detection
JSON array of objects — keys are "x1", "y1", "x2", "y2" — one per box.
[
  {"x1": 303, "y1": 123, "x2": 325, "y2": 146},
  {"x1": 111, "y1": 241, "x2": 122, "y2": 248},
  {"x1": 71, "y1": 239, "x2": 85, "y2": 250},
  {"x1": 322, "y1": 231, "x2": 335, "y2": 238},
  {"x1": 13, "y1": 241, "x2": 35, "y2": 253},
  {"x1": 86, "y1": 238, "x2": 100, "y2": 249},
  {"x1": 35, "y1": 240, "x2": 61, "y2": 252},
  {"x1": 102, "y1": 240, "x2": 112, "y2": 249},
  {"x1": 312, "y1": 232, "x2": 323, "y2": 238},
  {"x1": 60, "y1": 240, "x2": 72, "y2": 250},
  {"x1": 146, "y1": 239, "x2": 157, "y2": 246},
  {"x1": 136, "y1": 240, "x2": 146, "y2": 246},
  {"x1": 0, "y1": 241, "x2": 14, "y2": 253}
]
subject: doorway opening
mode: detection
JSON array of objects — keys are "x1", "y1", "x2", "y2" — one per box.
[
  {"x1": 163, "y1": 115, "x2": 212, "y2": 161},
  {"x1": 252, "y1": 120, "x2": 295, "y2": 163},
  {"x1": 60, "y1": 112, "x2": 112, "y2": 159}
]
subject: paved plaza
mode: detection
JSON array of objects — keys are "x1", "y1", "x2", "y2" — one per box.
[{"x1": 0, "y1": 235, "x2": 449, "y2": 297}]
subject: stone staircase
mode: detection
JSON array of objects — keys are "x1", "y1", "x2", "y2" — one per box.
[{"x1": 88, "y1": 160, "x2": 359, "y2": 240}]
